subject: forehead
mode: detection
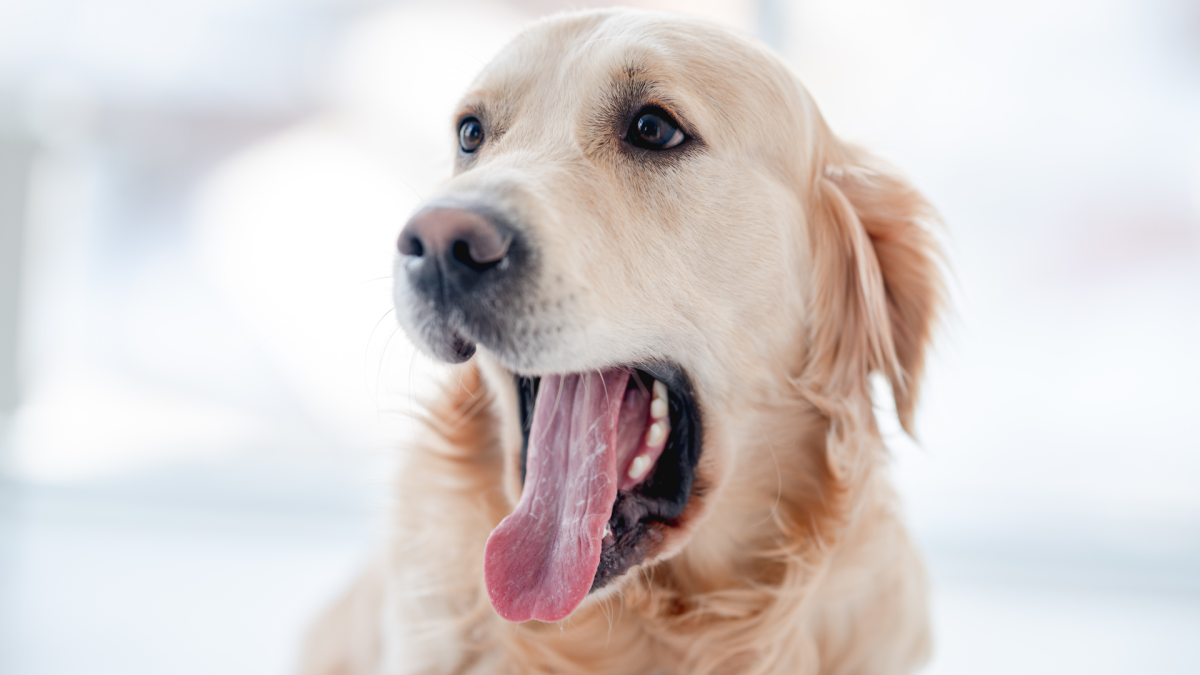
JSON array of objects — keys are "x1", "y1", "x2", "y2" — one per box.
[{"x1": 460, "y1": 12, "x2": 764, "y2": 123}]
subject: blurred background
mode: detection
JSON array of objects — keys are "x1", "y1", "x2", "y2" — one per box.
[{"x1": 0, "y1": 0, "x2": 1197, "y2": 672}]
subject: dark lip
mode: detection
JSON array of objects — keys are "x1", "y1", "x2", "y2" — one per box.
[
  {"x1": 512, "y1": 363, "x2": 702, "y2": 592},
  {"x1": 394, "y1": 198, "x2": 541, "y2": 367}
]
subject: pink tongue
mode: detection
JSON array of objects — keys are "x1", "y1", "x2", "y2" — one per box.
[{"x1": 483, "y1": 369, "x2": 631, "y2": 622}]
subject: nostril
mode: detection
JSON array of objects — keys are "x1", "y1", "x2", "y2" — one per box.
[
  {"x1": 399, "y1": 234, "x2": 424, "y2": 257},
  {"x1": 452, "y1": 239, "x2": 502, "y2": 271}
]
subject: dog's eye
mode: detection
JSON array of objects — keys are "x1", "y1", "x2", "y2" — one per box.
[
  {"x1": 626, "y1": 107, "x2": 685, "y2": 150},
  {"x1": 459, "y1": 117, "x2": 484, "y2": 153}
]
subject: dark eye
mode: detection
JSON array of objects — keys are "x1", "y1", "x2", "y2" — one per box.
[
  {"x1": 458, "y1": 116, "x2": 484, "y2": 153},
  {"x1": 626, "y1": 107, "x2": 686, "y2": 150}
]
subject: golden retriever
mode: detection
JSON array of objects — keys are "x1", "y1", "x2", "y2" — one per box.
[{"x1": 303, "y1": 8, "x2": 943, "y2": 674}]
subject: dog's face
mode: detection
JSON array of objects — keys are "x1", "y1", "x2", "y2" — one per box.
[{"x1": 393, "y1": 10, "x2": 938, "y2": 624}]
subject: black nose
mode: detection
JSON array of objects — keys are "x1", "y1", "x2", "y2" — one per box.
[{"x1": 398, "y1": 206, "x2": 514, "y2": 299}]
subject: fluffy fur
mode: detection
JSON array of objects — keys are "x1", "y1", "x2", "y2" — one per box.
[{"x1": 303, "y1": 9, "x2": 943, "y2": 675}]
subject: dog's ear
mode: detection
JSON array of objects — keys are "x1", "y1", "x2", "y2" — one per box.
[{"x1": 805, "y1": 145, "x2": 942, "y2": 434}]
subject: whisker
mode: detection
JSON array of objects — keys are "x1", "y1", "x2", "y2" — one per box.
[
  {"x1": 394, "y1": 174, "x2": 427, "y2": 202},
  {"x1": 347, "y1": 276, "x2": 394, "y2": 290},
  {"x1": 365, "y1": 307, "x2": 398, "y2": 408},
  {"x1": 376, "y1": 324, "x2": 403, "y2": 408},
  {"x1": 536, "y1": 375, "x2": 568, "y2": 453},
  {"x1": 598, "y1": 368, "x2": 612, "y2": 411},
  {"x1": 408, "y1": 339, "x2": 419, "y2": 434},
  {"x1": 632, "y1": 371, "x2": 650, "y2": 398}
]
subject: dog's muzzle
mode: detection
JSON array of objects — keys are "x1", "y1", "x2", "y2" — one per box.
[{"x1": 395, "y1": 203, "x2": 532, "y2": 363}]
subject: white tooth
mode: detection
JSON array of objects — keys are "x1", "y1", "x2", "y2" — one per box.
[
  {"x1": 653, "y1": 380, "x2": 668, "y2": 401},
  {"x1": 645, "y1": 421, "x2": 665, "y2": 447},
  {"x1": 650, "y1": 398, "x2": 668, "y2": 420},
  {"x1": 604, "y1": 523, "x2": 613, "y2": 538},
  {"x1": 627, "y1": 454, "x2": 652, "y2": 481}
]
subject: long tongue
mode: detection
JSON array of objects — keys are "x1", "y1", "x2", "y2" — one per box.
[{"x1": 483, "y1": 370, "x2": 630, "y2": 622}]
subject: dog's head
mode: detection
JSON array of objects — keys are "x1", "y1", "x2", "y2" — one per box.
[{"x1": 393, "y1": 9, "x2": 940, "y2": 623}]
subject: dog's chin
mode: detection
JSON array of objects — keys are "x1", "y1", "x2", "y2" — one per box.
[
  {"x1": 393, "y1": 299, "x2": 478, "y2": 364},
  {"x1": 407, "y1": 310, "x2": 705, "y2": 617}
]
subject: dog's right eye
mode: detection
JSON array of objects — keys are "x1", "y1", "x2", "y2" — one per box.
[
  {"x1": 459, "y1": 117, "x2": 484, "y2": 153},
  {"x1": 626, "y1": 106, "x2": 685, "y2": 151}
]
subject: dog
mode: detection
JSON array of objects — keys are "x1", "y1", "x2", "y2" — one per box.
[{"x1": 302, "y1": 8, "x2": 943, "y2": 674}]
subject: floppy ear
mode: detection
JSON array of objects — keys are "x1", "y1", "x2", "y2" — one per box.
[{"x1": 804, "y1": 145, "x2": 942, "y2": 434}]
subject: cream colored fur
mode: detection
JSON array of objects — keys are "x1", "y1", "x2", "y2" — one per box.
[{"x1": 302, "y1": 9, "x2": 943, "y2": 675}]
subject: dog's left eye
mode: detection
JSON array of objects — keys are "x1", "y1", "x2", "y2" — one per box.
[
  {"x1": 459, "y1": 116, "x2": 484, "y2": 153},
  {"x1": 626, "y1": 107, "x2": 685, "y2": 150}
]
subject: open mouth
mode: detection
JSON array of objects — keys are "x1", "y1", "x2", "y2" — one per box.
[{"x1": 483, "y1": 364, "x2": 701, "y2": 623}]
